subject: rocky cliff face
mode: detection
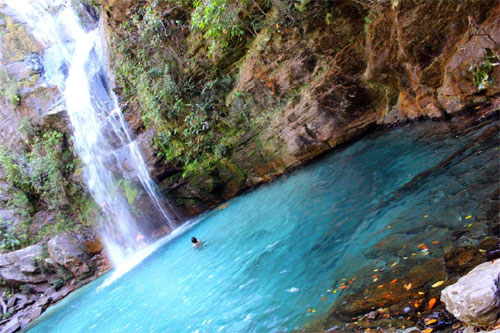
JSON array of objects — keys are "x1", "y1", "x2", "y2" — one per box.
[{"x1": 102, "y1": 0, "x2": 500, "y2": 216}]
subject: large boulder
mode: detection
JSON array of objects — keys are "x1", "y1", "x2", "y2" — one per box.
[
  {"x1": 47, "y1": 233, "x2": 91, "y2": 278},
  {"x1": 0, "y1": 244, "x2": 46, "y2": 285},
  {"x1": 441, "y1": 259, "x2": 500, "y2": 328}
]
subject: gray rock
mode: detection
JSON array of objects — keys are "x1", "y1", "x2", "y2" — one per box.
[
  {"x1": 441, "y1": 259, "x2": 500, "y2": 327},
  {"x1": 0, "y1": 210, "x2": 22, "y2": 231},
  {"x1": 4, "y1": 54, "x2": 42, "y2": 82},
  {"x1": 401, "y1": 327, "x2": 421, "y2": 333},
  {"x1": 0, "y1": 244, "x2": 45, "y2": 285},
  {"x1": 1, "y1": 315, "x2": 20, "y2": 333},
  {"x1": 48, "y1": 233, "x2": 90, "y2": 278}
]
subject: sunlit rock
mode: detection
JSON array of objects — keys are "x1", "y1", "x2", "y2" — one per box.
[
  {"x1": 441, "y1": 259, "x2": 500, "y2": 327},
  {"x1": 48, "y1": 233, "x2": 91, "y2": 278},
  {"x1": 0, "y1": 244, "x2": 46, "y2": 285}
]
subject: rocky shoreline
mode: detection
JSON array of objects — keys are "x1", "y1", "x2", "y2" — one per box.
[{"x1": 0, "y1": 232, "x2": 109, "y2": 333}]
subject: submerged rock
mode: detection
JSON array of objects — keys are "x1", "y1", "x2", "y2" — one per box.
[
  {"x1": 48, "y1": 233, "x2": 91, "y2": 278},
  {"x1": 441, "y1": 259, "x2": 500, "y2": 328}
]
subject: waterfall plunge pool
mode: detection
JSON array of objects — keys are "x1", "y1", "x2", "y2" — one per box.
[{"x1": 28, "y1": 116, "x2": 499, "y2": 332}]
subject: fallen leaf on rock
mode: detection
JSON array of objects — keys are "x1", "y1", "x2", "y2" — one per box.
[
  {"x1": 428, "y1": 298, "x2": 436, "y2": 310},
  {"x1": 404, "y1": 283, "x2": 412, "y2": 291},
  {"x1": 390, "y1": 279, "x2": 397, "y2": 285},
  {"x1": 391, "y1": 263, "x2": 398, "y2": 267},
  {"x1": 375, "y1": 242, "x2": 385, "y2": 248},
  {"x1": 418, "y1": 291, "x2": 425, "y2": 295},
  {"x1": 479, "y1": 249, "x2": 486, "y2": 253},
  {"x1": 431, "y1": 281, "x2": 444, "y2": 288},
  {"x1": 377, "y1": 284, "x2": 384, "y2": 289},
  {"x1": 418, "y1": 244, "x2": 425, "y2": 248},
  {"x1": 422, "y1": 328, "x2": 433, "y2": 333},
  {"x1": 307, "y1": 308, "x2": 311, "y2": 312}
]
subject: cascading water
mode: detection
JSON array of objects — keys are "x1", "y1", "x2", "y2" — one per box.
[{"x1": 3, "y1": 0, "x2": 177, "y2": 268}]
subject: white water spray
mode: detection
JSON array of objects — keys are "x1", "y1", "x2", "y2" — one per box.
[{"x1": 3, "y1": 0, "x2": 177, "y2": 268}]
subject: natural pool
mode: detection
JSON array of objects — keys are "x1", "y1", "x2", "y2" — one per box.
[{"x1": 28, "y1": 116, "x2": 499, "y2": 332}]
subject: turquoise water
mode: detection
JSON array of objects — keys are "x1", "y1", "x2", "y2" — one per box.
[{"x1": 29, "y1": 118, "x2": 499, "y2": 332}]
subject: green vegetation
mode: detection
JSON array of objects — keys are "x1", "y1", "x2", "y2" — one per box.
[
  {"x1": 469, "y1": 48, "x2": 499, "y2": 91},
  {"x1": 111, "y1": 1, "x2": 271, "y2": 178},
  {"x1": 0, "y1": 15, "x2": 39, "y2": 63},
  {"x1": 191, "y1": 0, "x2": 244, "y2": 56},
  {"x1": 0, "y1": 219, "x2": 21, "y2": 251},
  {"x1": 0, "y1": 126, "x2": 94, "y2": 249}
]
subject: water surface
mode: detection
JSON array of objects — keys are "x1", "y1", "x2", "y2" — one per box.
[{"x1": 29, "y1": 117, "x2": 499, "y2": 332}]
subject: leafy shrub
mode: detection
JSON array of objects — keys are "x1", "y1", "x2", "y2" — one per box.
[{"x1": 469, "y1": 48, "x2": 499, "y2": 91}]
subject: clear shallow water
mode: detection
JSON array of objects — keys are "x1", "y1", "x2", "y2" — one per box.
[{"x1": 28, "y1": 118, "x2": 499, "y2": 332}]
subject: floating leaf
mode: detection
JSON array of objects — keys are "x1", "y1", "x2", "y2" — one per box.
[
  {"x1": 431, "y1": 281, "x2": 444, "y2": 288},
  {"x1": 423, "y1": 327, "x2": 434, "y2": 333},
  {"x1": 418, "y1": 244, "x2": 425, "y2": 248},
  {"x1": 425, "y1": 319, "x2": 437, "y2": 326},
  {"x1": 467, "y1": 223, "x2": 473, "y2": 228},
  {"x1": 333, "y1": 289, "x2": 337, "y2": 293},
  {"x1": 373, "y1": 278, "x2": 378, "y2": 282},
  {"x1": 465, "y1": 215, "x2": 472, "y2": 219},
  {"x1": 428, "y1": 298, "x2": 437, "y2": 310},
  {"x1": 375, "y1": 242, "x2": 385, "y2": 248},
  {"x1": 312, "y1": 309, "x2": 316, "y2": 313},
  {"x1": 391, "y1": 263, "x2": 398, "y2": 267},
  {"x1": 418, "y1": 291, "x2": 425, "y2": 295},
  {"x1": 424, "y1": 215, "x2": 429, "y2": 218},
  {"x1": 404, "y1": 283, "x2": 412, "y2": 291},
  {"x1": 432, "y1": 241, "x2": 440, "y2": 244},
  {"x1": 377, "y1": 284, "x2": 384, "y2": 289},
  {"x1": 321, "y1": 297, "x2": 326, "y2": 301},
  {"x1": 390, "y1": 279, "x2": 397, "y2": 285},
  {"x1": 307, "y1": 308, "x2": 311, "y2": 312}
]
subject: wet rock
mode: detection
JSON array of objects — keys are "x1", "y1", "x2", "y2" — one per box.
[
  {"x1": 445, "y1": 237, "x2": 499, "y2": 276},
  {"x1": 47, "y1": 233, "x2": 91, "y2": 278},
  {"x1": 5, "y1": 54, "x2": 43, "y2": 81},
  {"x1": 135, "y1": 129, "x2": 178, "y2": 182},
  {"x1": 0, "y1": 244, "x2": 45, "y2": 286},
  {"x1": 441, "y1": 259, "x2": 500, "y2": 327}
]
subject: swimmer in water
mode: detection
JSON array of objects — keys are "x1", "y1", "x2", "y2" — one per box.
[{"x1": 191, "y1": 236, "x2": 202, "y2": 248}]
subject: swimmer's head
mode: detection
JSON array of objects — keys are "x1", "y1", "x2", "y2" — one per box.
[{"x1": 191, "y1": 237, "x2": 198, "y2": 243}]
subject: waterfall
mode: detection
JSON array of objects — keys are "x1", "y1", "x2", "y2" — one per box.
[{"x1": 3, "y1": 0, "x2": 177, "y2": 268}]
